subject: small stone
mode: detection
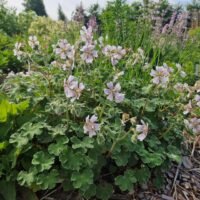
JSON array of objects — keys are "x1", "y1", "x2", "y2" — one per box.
[
  {"x1": 161, "y1": 194, "x2": 174, "y2": 200},
  {"x1": 167, "y1": 172, "x2": 174, "y2": 178},
  {"x1": 182, "y1": 156, "x2": 193, "y2": 169},
  {"x1": 183, "y1": 182, "x2": 191, "y2": 189},
  {"x1": 138, "y1": 192, "x2": 144, "y2": 199},
  {"x1": 141, "y1": 183, "x2": 148, "y2": 190}
]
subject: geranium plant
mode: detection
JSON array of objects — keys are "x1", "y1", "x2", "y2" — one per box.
[{"x1": 0, "y1": 25, "x2": 199, "y2": 200}]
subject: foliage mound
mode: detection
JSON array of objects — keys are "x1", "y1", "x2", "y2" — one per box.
[{"x1": 0, "y1": 24, "x2": 199, "y2": 200}]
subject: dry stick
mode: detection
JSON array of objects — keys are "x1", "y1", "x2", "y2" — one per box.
[
  {"x1": 172, "y1": 162, "x2": 182, "y2": 193},
  {"x1": 173, "y1": 184, "x2": 178, "y2": 200},
  {"x1": 182, "y1": 190, "x2": 190, "y2": 200},
  {"x1": 40, "y1": 185, "x2": 62, "y2": 200},
  {"x1": 191, "y1": 135, "x2": 200, "y2": 157}
]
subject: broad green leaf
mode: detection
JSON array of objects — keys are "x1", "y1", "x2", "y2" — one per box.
[
  {"x1": 59, "y1": 149, "x2": 84, "y2": 171},
  {"x1": 96, "y1": 183, "x2": 113, "y2": 200},
  {"x1": 135, "y1": 167, "x2": 150, "y2": 184},
  {"x1": 71, "y1": 136, "x2": 94, "y2": 151},
  {"x1": 17, "y1": 171, "x2": 35, "y2": 187},
  {"x1": 36, "y1": 169, "x2": 59, "y2": 190},
  {"x1": 32, "y1": 151, "x2": 54, "y2": 172},
  {"x1": 48, "y1": 136, "x2": 69, "y2": 156},
  {"x1": 115, "y1": 169, "x2": 137, "y2": 191},
  {"x1": 9, "y1": 122, "x2": 46, "y2": 148},
  {"x1": 71, "y1": 169, "x2": 93, "y2": 191}
]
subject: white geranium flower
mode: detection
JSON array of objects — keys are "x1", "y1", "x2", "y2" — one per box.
[
  {"x1": 136, "y1": 120, "x2": 149, "y2": 141},
  {"x1": 83, "y1": 115, "x2": 100, "y2": 137}
]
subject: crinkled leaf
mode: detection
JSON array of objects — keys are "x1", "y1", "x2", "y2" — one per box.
[
  {"x1": 115, "y1": 169, "x2": 137, "y2": 191},
  {"x1": 36, "y1": 169, "x2": 59, "y2": 190},
  {"x1": 32, "y1": 151, "x2": 54, "y2": 172},
  {"x1": 59, "y1": 148, "x2": 84, "y2": 171},
  {"x1": 71, "y1": 169, "x2": 93, "y2": 191},
  {"x1": 9, "y1": 122, "x2": 46, "y2": 148},
  {"x1": 48, "y1": 136, "x2": 69, "y2": 156},
  {"x1": 135, "y1": 167, "x2": 150, "y2": 184},
  {"x1": 96, "y1": 183, "x2": 113, "y2": 200},
  {"x1": 17, "y1": 171, "x2": 35, "y2": 187}
]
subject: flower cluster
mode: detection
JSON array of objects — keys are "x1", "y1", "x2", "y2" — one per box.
[
  {"x1": 80, "y1": 44, "x2": 98, "y2": 64},
  {"x1": 28, "y1": 35, "x2": 40, "y2": 49},
  {"x1": 103, "y1": 45, "x2": 126, "y2": 66},
  {"x1": 104, "y1": 82, "x2": 125, "y2": 103},
  {"x1": 150, "y1": 66, "x2": 170, "y2": 88},
  {"x1": 64, "y1": 75, "x2": 85, "y2": 102},
  {"x1": 54, "y1": 39, "x2": 75, "y2": 60},
  {"x1": 83, "y1": 115, "x2": 100, "y2": 137},
  {"x1": 80, "y1": 26, "x2": 98, "y2": 63}
]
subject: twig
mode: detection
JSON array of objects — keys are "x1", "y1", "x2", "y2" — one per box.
[
  {"x1": 172, "y1": 162, "x2": 182, "y2": 191},
  {"x1": 40, "y1": 185, "x2": 62, "y2": 200}
]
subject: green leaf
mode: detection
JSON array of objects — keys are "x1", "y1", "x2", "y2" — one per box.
[
  {"x1": 36, "y1": 169, "x2": 59, "y2": 190},
  {"x1": 0, "y1": 99, "x2": 29, "y2": 122},
  {"x1": 0, "y1": 181, "x2": 16, "y2": 200},
  {"x1": 115, "y1": 169, "x2": 137, "y2": 191},
  {"x1": 71, "y1": 136, "x2": 94, "y2": 151},
  {"x1": 112, "y1": 151, "x2": 131, "y2": 166},
  {"x1": 32, "y1": 151, "x2": 54, "y2": 172},
  {"x1": 9, "y1": 122, "x2": 46, "y2": 148},
  {"x1": 82, "y1": 184, "x2": 96, "y2": 199},
  {"x1": 166, "y1": 145, "x2": 181, "y2": 163},
  {"x1": 135, "y1": 167, "x2": 150, "y2": 184},
  {"x1": 71, "y1": 169, "x2": 93, "y2": 191},
  {"x1": 48, "y1": 124, "x2": 67, "y2": 138},
  {"x1": 48, "y1": 136, "x2": 69, "y2": 156},
  {"x1": 59, "y1": 149, "x2": 85, "y2": 171},
  {"x1": 96, "y1": 183, "x2": 113, "y2": 200},
  {"x1": 17, "y1": 171, "x2": 35, "y2": 187}
]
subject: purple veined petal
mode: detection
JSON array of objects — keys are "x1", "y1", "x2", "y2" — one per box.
[
  {"x1": 94, "y1": 123, "x2": 100, "y2": 131},
  {"x1": 65, "y1": 88, "x2": 76, "y2": 98},
  {"x1": 161, "y1": 76, "x2": 169, "y2": 84},
  {"x1": 150, "y1": 70, "x2": 156, "y2": 77},
  {"x1": 85, "y1": 116, "x2": 90, "y2": 123},
  {"x1": 70, "y1": 81, "x2": 78, "y2": 89},
  {"x1": 90, "y1": 115, "x2": 98, "y2": 123},
  {"x1": 107, "y1": 93, "x2": 114, "y2": 101},
  {"x1": 60, "y1": 53, "x2": 66, "y2": 59},
  {"x1": 136, "y1": 124, "x2": 143, "y2": 133},
  {"x1": 85, "y1": 56, "x2": 93, "y2": 63},
  {"x1": 137, "y1": 133, "x2": 147, "y2": 141},
  {"x1": 93, "y1": 50, "x2": 98, "y2": 57},
  {"x1": 111, "y1": 58, "x2": 118, "y2": 66},
  {"x1": 107, "y1": 82, "x2": 114, "y2": 89},
  {"x1": 104, "y1": 89, "x2": 111, "y2": 95},
  {"x1": 79, "y1": 83, "x2": 85, "y2": 90},
  {"x1": 114, "y1": 83, "x2": 121, "y2": 92},
  {"x1": 55, "y1": 48, "x2": 61, "y2": 54},
  {"x1": 114, "y1": 93, "x2": 125, "y2": 103},
  {"x1": 68, "y1": 75, "x2": 75, "y2": 83},
  {"x1": 152, "y1": 77, "x2": 160, "y2": 84},
  {"x1": 88, "y1": 130, "x2": 97, "y2": 137}
]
